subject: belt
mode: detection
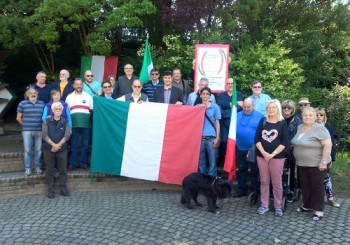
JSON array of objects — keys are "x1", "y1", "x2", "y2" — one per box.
[{"x1": 202, "y1": 136, "x2": 216, "y2": 140}]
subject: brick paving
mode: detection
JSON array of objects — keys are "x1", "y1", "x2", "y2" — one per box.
[{"x1": 0, "y1": 190, "x2": 349, "y2": 245}]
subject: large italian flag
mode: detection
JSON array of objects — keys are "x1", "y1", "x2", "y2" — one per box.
[
  {"x1": 80, "y1": 56, "x2": 119, "y2": 82},
  {"x1": 90, "y1": 97, "x2": 205, "y2": 185},
  {"x1": 223, "y1": 82, "x2": 237, "y2": 180}
]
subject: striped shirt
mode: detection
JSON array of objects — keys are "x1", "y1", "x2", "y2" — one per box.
[
  {"x1": 65, "y1": 91, "x2": 93, "y2": 128},
  {"x1": 17, "y1": 100, "x2": 45, "y2": 131}
]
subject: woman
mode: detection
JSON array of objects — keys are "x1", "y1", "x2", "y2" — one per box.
[
  {"x1": 42, "y1": 89, "x2": 72, "y2": 127},
  {"x1": 107, "y1": 75, "x2": 117, "y2": 92},
  {"x1": 291, "y1": 107, "x2": 332, "y2": 221},
  {"x1": 316, "y1": 107, "x2": 340, "y2": 208},
  {"x1": 255, "y1": 99, "x2": 288, "y2": 216},
  {"x1": 281, "y1": 100, "x2": 302, "y2": 202}
]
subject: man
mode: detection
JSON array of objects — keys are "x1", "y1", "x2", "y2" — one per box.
[
  {"x1": 100, "y1": 81, "x2": 116, "y2": 99},
  {"x1": 118, "y1": 79, "x2": 148, "y2": 103},
  {"x1": 66, "y1": 78, "x2": 93, "y2": 170},
  {"x1": 112, "y1": 64, "x2": 138, "y2": 98},
  {"x1": 31, "y1": 71, "x2": 52, "y2": 103},
  {"x1": 83, "y1": 70, "x2": 102, "y2": 97},
  {"x1": 154, "y1": 70, "x2": 183, "y2": 105},
  {"x1": 52, "y1": 69, "x2": 74, "y2": 101},
  {"x1": 172, "y1": 68, "x2": 191, "y2": 103},
  {"x1": 233, "y1": 98, "x2": 264, "y2": 197},
  {"x1": 186, "y1": 77, "x2": 216, "y2": 106},
  {"x1": 198, "y1": 87, "x2": 221, "y2": 177},
  {"x1": 42, "y1": 102, "x2": 71, "y2": 198},
  {"x1": 217, "y1": 78, "x2": 244, "y2": 167},
  {"x1": 142, "y1": 68, "x2": 163, "y2": 102},
  {"x1": 248, "y1": 80, "x2": 271, "y2": 115},
  {"x1": 16, "y1": 87, "x2": 45, "y2": 176}
]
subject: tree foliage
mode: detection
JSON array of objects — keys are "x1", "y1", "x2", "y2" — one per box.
[{"x1": 234, "y1": 41, "x2": 305, "y2": 100}]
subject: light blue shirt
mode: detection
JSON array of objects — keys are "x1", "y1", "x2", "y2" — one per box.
[
  {"x1": 249, "y1": 93, "x2": 271, "y2": 115},
  {"x1": 200, "y1": 103, "x2": 221, "y2": 137},
  {"x1": 83, "y1": 81, "x2": 102, "y2": 97}
]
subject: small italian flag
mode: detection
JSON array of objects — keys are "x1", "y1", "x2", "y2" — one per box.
[
  {"x1": 139, "y1": 39, "x2": 154, "y2": 83},
  {"x1": 90, "y1": 97, "x2": 205, "y2": 185},
  {"x1": 80, "y1": 56, "x2": 119, "y2": 82},
  {"x1": 223, "y1": 80, "x2": 237, "y2": 180}
]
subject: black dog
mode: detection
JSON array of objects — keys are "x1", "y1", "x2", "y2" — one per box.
[{"x1": 180, "y1": 172, "x2": 232, "y2": 213}]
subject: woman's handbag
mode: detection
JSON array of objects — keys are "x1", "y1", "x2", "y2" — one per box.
[{"x1": 246, "y1": 145, "x2": 256, "y2": 162}]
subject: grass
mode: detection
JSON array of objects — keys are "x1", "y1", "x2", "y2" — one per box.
[{"x1": 332, "y1": 152, "x2": 350, "y2": 198}]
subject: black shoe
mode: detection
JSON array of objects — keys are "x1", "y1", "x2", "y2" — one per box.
[
  {"x1": 48, "y1": 192, "x2": 55, "y2": 199},
  {"x1": 233, "y1": 192, "x2": 247, "y2": 198},
  {"x1": 287, "y1": 193, "x2": 294, "y2": 202},
  {"x1": 61, "y1": 189, "x2": 70, "y2": 197}
]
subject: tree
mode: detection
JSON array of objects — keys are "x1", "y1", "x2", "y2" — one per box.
[
  {"x1": 0, "y1": 0, "x2": 156, "y2": 73},
  {"x1": 234, "y1": 40, "x2": 305, "y2": 100}
]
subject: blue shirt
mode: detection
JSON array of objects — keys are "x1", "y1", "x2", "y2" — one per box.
[
  {"x1": 200, "y1": 103, "x2": 221, "y2": 137},
  {"x1": 249, "y1": 93, "x2": 271, "y2": 115},
  {"x1": 142, "y1": 80, "x2": 163, "y2": 102},
  {"x1": 217, "y1": 91, "x2": 244, "y2": 118},
  {"x1": 164, "y1": 88, "x2": 171, "y2": 104},
  {"x1": 83, "y1": 80, "x2": 101, "y2": 97},
  {"x1": 17, "y1": 100, "x2": 45, "y2": 131},
  {"x1": 236, "y1": 110, "x2": 264, "y2": 150},
  {"x1": 186, "y1": 91, "x2": 216, "y2": 106}
]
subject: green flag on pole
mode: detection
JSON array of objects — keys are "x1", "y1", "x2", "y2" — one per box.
[{"x1": 139, "y1": 38, "x2": 154, "y2": 83}]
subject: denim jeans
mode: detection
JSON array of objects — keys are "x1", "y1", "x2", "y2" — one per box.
[
  {"x1": 22, "y1": 131, "x2": 42, "y2": 170},
  {"x1": 199, "y1": 139, "x2": 217, "y2": 177},
  {"x1": 69, "y1": 127, "x2": 90, "y2": 168}
]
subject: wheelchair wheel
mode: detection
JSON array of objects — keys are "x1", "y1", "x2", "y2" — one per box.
[{"x1": 248, "y1": 192, "x2": 258, "y2": 205}]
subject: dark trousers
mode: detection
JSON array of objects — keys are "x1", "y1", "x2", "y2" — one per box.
[
  {"x1": 298, "y1": 165, "x2": 327, "y2": 212},
  {"x1": 236, "y1": 148, "x2": 259, "y2": 194},
  {"x1": 218, "y1": 118, "x2": 231, "y2": 166},
  {"x1": 44, "y1": 149, "x2": 68, "y2": 193}
]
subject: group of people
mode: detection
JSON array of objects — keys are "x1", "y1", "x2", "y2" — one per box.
[
  {"x1": 16, "y1": 66, "x2": 340, "y2": 222},
  {"x1": 233, "y1": 87, "x2": 340, "y2": 221}
]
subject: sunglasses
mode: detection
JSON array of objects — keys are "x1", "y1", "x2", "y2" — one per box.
[
  {"x1": 86, "y1": 75, "x2": 93, "y2": 77},
  {"x1": 299, "y1": 103, "x2": 310, "y2": 107},
  {"x1": 282, "y1": 107, "x2": 292, "y2": 110},
  {"x1": 317, "y1": 114, "x2": 325, "y2": 116},
  {"x1": 253, "y1": 86, "x2": 261, "y2": 89},
  {"x1": 103, "y1": 86, "x2": 111, "y2": 88},
  {"x1": 133, "y1": 86, "x2": 141, "y2": 88}
]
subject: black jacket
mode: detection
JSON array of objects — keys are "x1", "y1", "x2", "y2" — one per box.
[{"x1": 154, "y1": 86, "x2": 183, "y2": 104}]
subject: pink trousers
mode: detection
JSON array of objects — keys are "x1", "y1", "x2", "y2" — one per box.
[{"x1": 257, "y1": 156, "x2": 285, "y2": 209}]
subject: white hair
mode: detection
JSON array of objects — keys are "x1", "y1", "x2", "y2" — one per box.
[{"x1": 51, "y1": 102, "x2": 63, "y2": 111}]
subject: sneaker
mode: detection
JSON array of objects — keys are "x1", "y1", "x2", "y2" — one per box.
[
  {"x1": 328, "y1": 198, "x2": 340, "y2": 208},
  {"x1": 257, "y1": 206, "x2": 269, "y2": 214},
  {"x1": 36, "y1": 168, "x2": 43, "y2": 175},
  {"x1": 275, "y1": 208, "x2": 283, "y2": 217},
  {"x1": 25, "y1": 169, "x2": 31, "y2": 176}
]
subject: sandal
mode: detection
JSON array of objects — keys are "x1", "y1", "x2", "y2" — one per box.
[
  {"x1": 297, "y1": 207, "x2": 313, "y2": 212},
  {"x1": 312, "y1": 214, "x2": 323, "y2": 221}
]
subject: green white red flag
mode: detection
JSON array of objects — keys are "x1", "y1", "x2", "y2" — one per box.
[{"x1": 139, "y1": 38, "x2": 154, "y2": 83}]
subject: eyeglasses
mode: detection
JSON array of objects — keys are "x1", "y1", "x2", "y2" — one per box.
[
  {"x1": 151, "y1": 73, "x2": 159, "y2": 75},
  {"x1": 299, "y1": 103, "x2": 310, "y2": 107},
  {"x1": 267, "y1": 107, "x2": 277, "y2": 110},
  {"x1": 282, "y1": 107, "x2": 292, "y2": 110},
  {"x1": 103, "y1": 86, "x2": 111, "y2": 89},
  {"x1": 253, "y1": 86, "x2": 261, "y2": 89},
  {"x1": 125, "y1": 67, "x2": 133, "y2": 70},
  {"x1": 133, "y1": 86, "x2": 141, "y2": 88},
  {"x1": 201, "y1": 93, "x2": 210, "y2": 96},
  {"x1": 86, "y1": 75, "x2": 93, "y2": 77},
  {"x1": 226, "y1": 83, "x2": 233, "y2": 85}
]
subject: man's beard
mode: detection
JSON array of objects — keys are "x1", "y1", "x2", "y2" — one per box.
[{"x1": 29, "y1": 96, "x2": 37, "y2": 103}]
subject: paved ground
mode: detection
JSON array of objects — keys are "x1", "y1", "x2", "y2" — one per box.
[{"x1": 0, "y1": 190, "x2": 349, "y2": 245}]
